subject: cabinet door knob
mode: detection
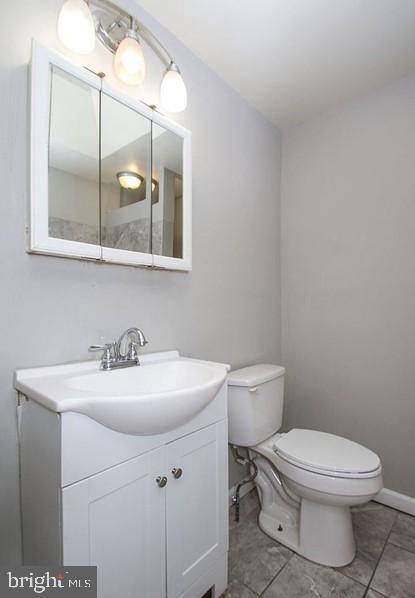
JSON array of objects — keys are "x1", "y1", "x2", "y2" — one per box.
[
  {"x1": 172, "y1": 467, "x2": 183, "y2": 479},
  {"x1": 156, "y1": 476, "x2": 167, "y2": 487}
]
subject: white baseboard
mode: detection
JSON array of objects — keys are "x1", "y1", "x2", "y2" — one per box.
[
  {"x1": 228, "y1": 481, "x2": 255, "y2": 506},
  {"x1": 375, "y1": 488, "x2": 415, "y2": 516}
]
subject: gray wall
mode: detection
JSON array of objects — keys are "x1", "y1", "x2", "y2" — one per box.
[
  {"x1": 0, "y1": 0, "x2": 281, "y2": 565},
  {"x1": 281, "y1": 74, "x2": 415, "y2": 498}
]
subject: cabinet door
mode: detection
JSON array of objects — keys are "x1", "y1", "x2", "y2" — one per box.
[
  {"x1": 62, "y1": 447, "x2": 166, "y2": 598},
  {"x1": 31, "y1": 43, "x2": 102, "y2": 260},
  {"x1": 100, "y1": 88, "x2": 153, "y2": 267},
  {"x1": 151, "y1": 120, "x2": 192, "y2": 271},
  {"x1": 166, "y1": 421, "x2": 228, "y2": 597}
]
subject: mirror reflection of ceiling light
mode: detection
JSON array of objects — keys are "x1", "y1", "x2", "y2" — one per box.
[
  {"x1": 117, "y1": 171, "x2": 144, "y2": 190},
  {"x1": 57, "y1": 0, "x2": 188, "y2": 112}
]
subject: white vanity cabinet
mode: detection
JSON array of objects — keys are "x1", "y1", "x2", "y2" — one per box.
[
  {"x1": 19, "y1": 380, "x2": 228, "y2": 598},
  {"x1": 61, "y1": 447, "x2": 167, "y2": 598}
]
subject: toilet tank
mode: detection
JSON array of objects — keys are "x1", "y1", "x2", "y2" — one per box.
[{"x1": 227, "y1": 364, "x2": 285, "y2": 447}]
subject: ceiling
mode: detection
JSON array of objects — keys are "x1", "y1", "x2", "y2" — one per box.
[{"x1": 136, "y1": 0, "x2": 415, "y2": 127}]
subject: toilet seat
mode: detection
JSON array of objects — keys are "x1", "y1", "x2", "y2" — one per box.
[
  {"x1": 272, "y1": 429, "x2": 381, "y2": 479},
  {"x1": 255, "y1": 431, "x2": 383, "y2": 499}
]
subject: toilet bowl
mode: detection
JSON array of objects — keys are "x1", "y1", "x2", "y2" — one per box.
[{"x1": 227, "y1": 365, "x2": 383, "y2": 567}]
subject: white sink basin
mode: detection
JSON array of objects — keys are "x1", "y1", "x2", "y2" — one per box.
[{"x1": 15, "y1": 351, "x2": 229, "y2": 435}]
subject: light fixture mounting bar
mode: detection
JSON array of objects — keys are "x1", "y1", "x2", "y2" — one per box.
[{"x1": 91, "y1": 0, "x2": 173, "y2": 67}]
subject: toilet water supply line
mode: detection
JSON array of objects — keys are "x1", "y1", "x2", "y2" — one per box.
[{"x1": 230, "y1": 445, "x2": 258, "y2": 522}]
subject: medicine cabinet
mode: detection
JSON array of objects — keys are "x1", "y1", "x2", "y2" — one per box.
[{"x1": 30, "y1": 42, "x2": 192, "y2": 270}]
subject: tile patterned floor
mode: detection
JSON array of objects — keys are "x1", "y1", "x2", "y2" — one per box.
[{"x1": 224, "y1": 490, "x2": 415, "y2": 598}]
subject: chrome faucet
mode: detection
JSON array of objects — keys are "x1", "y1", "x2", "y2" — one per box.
[{"x1": 89, "y1": 327, "x2": 148, "y2": 370}]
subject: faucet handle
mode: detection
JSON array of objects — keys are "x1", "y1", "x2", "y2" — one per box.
[
  {"x1": 89, "y1": 343, "x2": 113, "y2": 353},
  {"x1": 128, "y1": 342, "x2": 139, "y2": 361},
  {"x1": 89, "y1": 343, "x2": 115, "y2": 367}
]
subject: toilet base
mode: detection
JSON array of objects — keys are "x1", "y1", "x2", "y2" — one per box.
[
  {"x1": 258, "y1": 494, "x2": 356, "y2": 567},
  {"x1": 258, "y1": 503, "x2": 300, "y2": 553},
  {"x1": 253, "y1": 454, "x2": 357, "y2": 567},
  {"x1": 300, "y1": 499, "x2": 355, "y2": 566}
]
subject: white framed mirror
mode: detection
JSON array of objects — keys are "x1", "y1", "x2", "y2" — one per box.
[{"x1": 30, "y1": 41, "x2": 192, "y2": 270}]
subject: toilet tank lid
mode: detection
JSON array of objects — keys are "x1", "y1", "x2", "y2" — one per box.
[{"x1": 228, "y1": 364, "x2": 285, "y2": 387}]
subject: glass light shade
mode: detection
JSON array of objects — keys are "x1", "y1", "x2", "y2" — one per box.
[
  {"x1": 117, "y1": 171, "x2": 143, "y2": 190},
  {"x1": 151, "y1": 179, "x2": 158, "y2": 192},
  {"x1": 57, "y1": 0, "x2": 95, "y2": 55},
  {"x1": 114, "y1": 34, "x2": 146, "y2": 85},
  {"x1": 160, "y1": 66, "x2": 187, "y2": 113}
]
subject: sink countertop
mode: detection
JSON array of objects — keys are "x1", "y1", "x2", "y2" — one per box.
[{"x1": 14, "y1": 351, "x2": 230, "y2": 435}]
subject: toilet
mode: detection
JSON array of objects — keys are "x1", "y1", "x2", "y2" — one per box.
[{"x1": 227, "y1": 364, "x2": 383, "y2": 567}]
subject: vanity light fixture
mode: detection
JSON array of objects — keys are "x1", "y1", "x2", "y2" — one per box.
[
  {"x1": 57, "y1": 0, "x2": 188, "y2": 112},
  {"x1": 117, "y1": 171, "x2": 144, "y2": 190},
  {"x1": 57, "y1": 0, "x2": 96, "y2": 55},
  {"x1": 160, "y1": 62, "x2": 188, "y2": 113},
  {"x1": 113, "y1": 19, "x2": 146, "y2": 85},
  {"x1": 151, "y1": 179, "x2": 158, "y2": 192}
]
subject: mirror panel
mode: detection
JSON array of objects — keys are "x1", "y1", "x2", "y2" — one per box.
[
  {"x1": 48, "y1": 66, "x2": 100, "y2": 245},
  {"x1": 100, "y1": 93, "x2": 152, "y2": 255},
  {"x1": 152, "y1": 123, "x2": 184, "y2": 259}
]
